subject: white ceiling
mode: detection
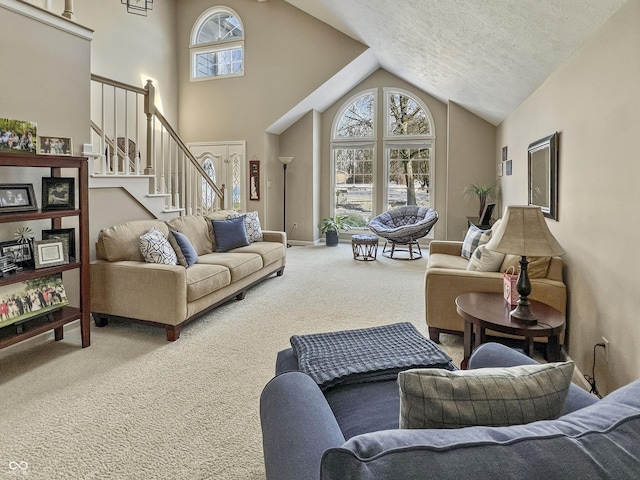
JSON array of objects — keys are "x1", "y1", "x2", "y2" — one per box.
[{"x1": 283, "y1": 0, "x2": 628, "y2": 126}]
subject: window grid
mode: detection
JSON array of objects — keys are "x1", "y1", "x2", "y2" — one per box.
[{"x1": 194, "y1": 46, "x2": 243, "y2": 79}]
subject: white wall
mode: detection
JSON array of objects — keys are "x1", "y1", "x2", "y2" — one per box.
[{"x1": 497, "y1": 0, "x2": 640, "y2": 393}]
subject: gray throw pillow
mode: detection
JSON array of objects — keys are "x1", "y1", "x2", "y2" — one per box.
[
  {"x1": 398, "y1": 361, "x2": 574, "y2": 429},
  {"x1": 461, "y1": 225, "x2": 491, "y2": 259}
]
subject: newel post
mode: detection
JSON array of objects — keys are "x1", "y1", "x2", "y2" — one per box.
[{"x1": 144, "y1": 79, "x2": 155, "y2": 175}]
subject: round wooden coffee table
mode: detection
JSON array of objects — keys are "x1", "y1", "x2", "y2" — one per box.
[{"x1": 455, "y1": 292, "x2": 565, "y2": 369}]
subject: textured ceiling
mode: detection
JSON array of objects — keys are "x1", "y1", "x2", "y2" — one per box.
[{"x1": 284, "y1": 0, "x2": 628, "y2": 125}]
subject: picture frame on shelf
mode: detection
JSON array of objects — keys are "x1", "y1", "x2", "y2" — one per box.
[
  {"x1": 42, "y1": 228, "x2": 75, "y2": 261},
  {"x1": 0, "y1": 240, "x2": 32, "y2": 269},
  {"x1": 41, "y1": 177, "x2": 75, "y2": 211},
  {"x1": 39, "y1": 136, "x2": 72, "y2": 156},
  {"x1": 0, "y1": 118, "x2": 37, "y2": 154},
  {"x1": 0, "y1": 274, "x2": 69, "y2": 329},
  {"x1": 0, "y1": 184, "x2": 38, "y2": 214},
  {"x1": 33, "y1": 239, "x2": 69, "y2": 269}
]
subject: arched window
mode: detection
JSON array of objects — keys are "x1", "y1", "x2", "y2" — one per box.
[
  {"x1": 330, "y1": 88, "x2": 435, "y2": 228},
  {"x1": 191, "y1": 7, "x2": 244, "y2": 81},
  {"x1": 331, "y1": 90, "x2": 376, "y2": 227}
]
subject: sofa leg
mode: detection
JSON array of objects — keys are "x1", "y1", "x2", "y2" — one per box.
[
  {"x1": 236, "y1": 291, "x2": 246, "y2": 300},
  {"x1": 428, "y1": 327, "x2": 441, "y2": 344},
  {"x1": 277, "y1": 267, "x2": 285, "y2": 277},
  {"x1": 94, "y1": 315, "x2": 109, "y2": 327},
  {"x1": 166, "y1": 326, "x2": 180, "y2": 341}
]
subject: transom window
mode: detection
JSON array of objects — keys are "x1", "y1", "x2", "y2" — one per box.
[
  {"x1": 331, "y1": 88, "x2": 435, "y2": 228},
  {"x1": 191, "y1": 7, "x2": 244, "y2": 81}
]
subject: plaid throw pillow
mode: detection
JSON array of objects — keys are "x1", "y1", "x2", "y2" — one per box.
[
  {"x1": 461, "y1": 225, "x2": 492, "y2": 259},
  {"x1": 398, "y1": 361, "x2": 574, "y2": 429}
]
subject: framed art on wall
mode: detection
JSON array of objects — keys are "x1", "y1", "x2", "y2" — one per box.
[{"x1": 249, "y1": 159, "x2": 260, "y2": 201}]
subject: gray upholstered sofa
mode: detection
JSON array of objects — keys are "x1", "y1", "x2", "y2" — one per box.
[
  {"x1": 260, "y1": 342, "x2": 640, "y2": 480},
  {"x1": 90, "y1": 211, "x2": 286, "y2": 341}
]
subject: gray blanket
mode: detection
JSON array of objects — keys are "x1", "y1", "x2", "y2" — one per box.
[{"x1": 290, "y1": 322, "x2": 454, "y2": 390}]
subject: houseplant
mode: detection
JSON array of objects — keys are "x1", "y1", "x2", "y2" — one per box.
[
  {"x1": 463, "y1": 183, "x2": 497, "y2": 218},
  {"x1": 318, "y1": 215, "x2": 351, "y2": 247}
]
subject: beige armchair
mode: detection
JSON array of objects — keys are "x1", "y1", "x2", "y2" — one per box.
[{"x1": 425, "y1": 240, "x2": 567, "y2": 344}]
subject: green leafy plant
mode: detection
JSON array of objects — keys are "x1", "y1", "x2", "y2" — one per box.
[
  {"x1": 318, "y1": 215, "x2": 351, "y2": 234},
  {"x1": 463, "y1": 183, "x2": 497, "y2": 218}
]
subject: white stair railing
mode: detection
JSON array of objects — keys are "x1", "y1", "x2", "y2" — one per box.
[{"x1": 90, "y1": 74, "x2": 225, "y2": 216}]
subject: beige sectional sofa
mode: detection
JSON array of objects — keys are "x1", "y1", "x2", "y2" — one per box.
[
  {"x1": 425, "y1": 240, "x2": 566, "y2": 345},
  {"x1": 90, "y1": 211, "x2": 286, "y2": 341}
]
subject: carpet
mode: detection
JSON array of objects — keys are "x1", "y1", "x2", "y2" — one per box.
[{"x1": 0, "y1": 243, "x2": 464, "y2": 479}]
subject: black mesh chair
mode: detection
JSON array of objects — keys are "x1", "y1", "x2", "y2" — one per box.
[{"x1": 368, "y1": 206, "x2": 438, "y2": 260}]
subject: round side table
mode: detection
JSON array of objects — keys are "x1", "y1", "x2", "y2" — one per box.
[
  {"x1": 351, "y1": 234, "x2": 378, "y2": 261},
  {"x1": 455, "y1": 292, "x2": 565, "y2": 369}
]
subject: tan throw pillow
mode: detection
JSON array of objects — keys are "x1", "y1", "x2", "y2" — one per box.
[
  {"x1": 466, "y1": 244, "x2": 506, "y2": 272},
  {"x1": 500, "y1": 255, "x2": 552, "y2": 278},
  {"x1": 398, "y1": 361, "x2": 574, "y2": 429},
  {"x1": 165, "y1": 215, "x2": 213, "y2": 255}
]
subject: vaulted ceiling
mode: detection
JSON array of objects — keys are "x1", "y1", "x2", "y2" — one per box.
[{"x1": 284, "y1": 0, "x2": 628, "y2": 126}]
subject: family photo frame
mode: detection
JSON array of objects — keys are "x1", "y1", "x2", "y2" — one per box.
[
  {"x1": 0, "y1": 240, "x2": 33, "y2": 268},
  {"x1": 39, "y1": 136, "x2": 72, "y2": 156},
  {"x1": 41, "y1": 177, "x2": 75, "y2": 211},
  {"x1": 0, "y1": 184, "x2": 38, "y2": 214}
]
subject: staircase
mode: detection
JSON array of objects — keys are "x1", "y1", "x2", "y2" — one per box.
[{"x1": 87, "y1": 74, "x2": 225, "y2": 219}]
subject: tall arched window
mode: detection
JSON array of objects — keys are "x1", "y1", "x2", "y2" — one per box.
[
  {"x1": 331, "y1": 90, "x2": 376, "y2": 227},
  {"x1": 190, "y1": 7, "x2": 244, "y2": 81},
  {"x1": 331, "y1": 88, "x2": 435, "y2": 228}
]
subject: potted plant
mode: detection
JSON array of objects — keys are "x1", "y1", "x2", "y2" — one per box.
[
  {"x1": 463, "y1": 183, "x2": 497, "y2": 218},
  {"x1": 318, "y1": 215, "x2": 351, "y2": 247}
]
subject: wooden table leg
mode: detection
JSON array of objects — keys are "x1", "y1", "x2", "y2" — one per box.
[
  {"x1": 462, "y1": 319, "x2": 473, "y2": 369},
  {"x1": 546, "y1": 335, "x2": 562, "y2": 361}
]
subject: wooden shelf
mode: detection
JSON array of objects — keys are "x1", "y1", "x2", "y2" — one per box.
[{"x1": 0, "y1": 152, "x2": 90, "y2": 349}]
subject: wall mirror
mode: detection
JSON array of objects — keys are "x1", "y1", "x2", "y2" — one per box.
[{"x1": 528, "y1": 132, "x2": 558, "y2": 220}]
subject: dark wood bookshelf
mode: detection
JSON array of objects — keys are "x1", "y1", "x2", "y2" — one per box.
[{"x1": 0, "y1": 152, "x2": 90, "y2": 349}]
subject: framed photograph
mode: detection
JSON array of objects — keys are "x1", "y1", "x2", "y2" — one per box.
[
  {"x1": 0, "y1": 274, "x2": 69, "y2": 329},
  {"x1": 0, "y1": 184, "x2": 38, "y2": 213},
  {"x1": 528, "y1": 132, "x2": 559, "y2": 220},
  {"x1": 0, "y1": 240, "x2": 32, "y2": 268},
  {"x1": 506, "y1": 159, "x2": 513, "y2": 176},
  {"x1": 39, "y1": 136, "x2": 72, "y2": 155},
  {"x1": 41, "y1": 177, "x2": 75, "y2": 211},
  {"x1": 0, "y1": 118, "x2": 37, "y2": 154},
  {"x1": 249, "y1": 159, "x2": 260, "y2": 201},
  {"x1": 42, "y1": 228, "x2": 75, "y2": 260},
  {"x1": 33, "y1": 239, "x2": 69, "y2": 269}
]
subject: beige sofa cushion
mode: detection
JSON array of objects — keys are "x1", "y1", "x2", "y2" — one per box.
[
  {"x1": 165, "y1": 215, "x2": 213, "y2": 255},
  {"x1": 198, "y1": 252, "x2": 263, "y2": 282},
  {"x1": 185, "y1": 264, "x2": 231, "y2": 302},
  {"x1": 427, "y1": 253, "x2": 469, "y2": 270},
  {"x1": 233, "y1": 242, "x2": 286, "y2": 268},
  {"x1": 500, "y1": 255, "x2": 551, "y2": 279},
  {"x1": 98, "y1": 220, "x2": 168, "y2": 262}
]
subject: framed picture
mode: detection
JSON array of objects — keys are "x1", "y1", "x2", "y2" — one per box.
[
  {"x1": 0, "y1": 118, "x2": 37, "y2": 154},
  {"x1": 41, "y1": 177, "x2": 75, "y2": 211},
  {"x1": 249, "y1": 159, "x2": 260, "y2": 201},
  {"x1": 528, "y1": 132, "x2": 559, "y2": 220},
  {"x1": 0, "y1": 184, "x2": 38, "y2": 213},
  {"x1": 0, "y1": 240, "x2": 33, "y2": 268},
  {"x1": 39, "y1": 136, "x2": 72, "y2": 156},
  {"x1": 0, "y1": 274, "x2": 69, "y2": 329},
  {"x1": 33, "y1": 239, "x2": 69, "y2": 269},
  {"x1": 42, "y1": 228, "x2": 75, "y2": 260},
  {"x1": 506, "y1": 159, "x2": 513, "y2": 176}
]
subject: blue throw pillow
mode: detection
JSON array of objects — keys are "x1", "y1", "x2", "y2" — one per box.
[
  {"x1": 211, "y1": 216, "x2": 250, "y2": 252},
  {"x1": 168, "y1": 230, "x2": 198, "y2": 267}
]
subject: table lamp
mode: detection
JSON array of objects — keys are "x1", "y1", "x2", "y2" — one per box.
[{"x1": 485, "y1": 205, "x2": 565, "y2": 324}]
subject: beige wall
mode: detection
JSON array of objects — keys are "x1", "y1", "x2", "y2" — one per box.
[
  {"x1": 447, "y1": 102, "x2": 497, "y2": 240},
  {"x1": 175, "y1": 0, "x2": 367, "y2": 231},
  {"x1": 497, "y1": 0, "x2": 640, "y2": 393}
]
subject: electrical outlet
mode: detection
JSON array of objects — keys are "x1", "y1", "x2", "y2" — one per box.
[{"x1": 602, "y1": 336, "x2": 610, "y2": 363}]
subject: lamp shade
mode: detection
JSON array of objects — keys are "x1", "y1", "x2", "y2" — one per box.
[
  {"x1": 485, "y1": 205, "x2": 565, "y2": 257},
  {"x1": 278, "y1": 156, "x2": 294, "y2": 165}
]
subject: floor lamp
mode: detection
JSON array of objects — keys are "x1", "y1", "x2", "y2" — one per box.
[{"x1": 278, "y1": 157, "x2": 293, "y2": 247}]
